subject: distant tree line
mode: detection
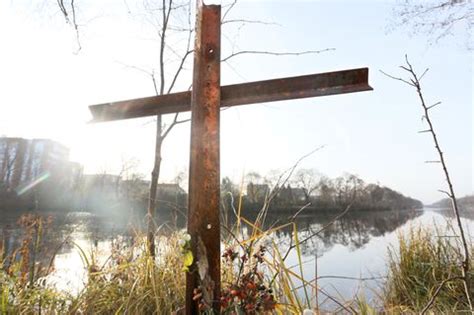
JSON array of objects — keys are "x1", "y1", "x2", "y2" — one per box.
[
  {"x1": 1, "y1": 161, "x2": 423, "y2": 216},
  {"x1": 221, "y1": 169, "x2": 423, "y2": 212},
  {"x1": 430, "y1": 195, "x2": 474, "y2": 211}
]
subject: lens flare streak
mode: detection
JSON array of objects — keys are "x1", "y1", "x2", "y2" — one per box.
[{"x1": 16, "y1": 172, "x2": 51, "y2": 195}]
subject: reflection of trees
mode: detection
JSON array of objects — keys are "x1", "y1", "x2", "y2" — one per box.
[
  {"x1": 0, "y1": 212, "x2": 74, "y2": 271},
  {"x1": 436, "y1": 208, "x2": 474, "y2": 221},
  {"x1": 0, "y1": 208, "x2": 431, "y2": 275},
  {"x1": 265, "y1": 210, "x2": 423, "y2": 257}
]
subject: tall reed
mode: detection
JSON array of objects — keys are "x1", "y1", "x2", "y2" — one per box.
[{"x1": 385, "y1": 225, "x2": 473, "y2": 313}]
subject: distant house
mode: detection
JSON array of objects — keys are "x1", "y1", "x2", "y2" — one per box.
[
  {"x1": 120, "y1": 182, "x2": 187, "y2": 200},
  {"x1": 276, "y1": 185, "x2": 307, "y2": 205},
  {"x1": 83, "y1": 174, "x2": 121, "y2": 195},
  {"x1": 288, "y1": 186, "x2": 307, "y2": 203},
  {"x1": 121, "y1": 178, "x2": 150, "y2": 200},
  {"x1": 156, "y1": 183, "x2": 186, "y2": 205},
  {"x1": 246, "y1": 183, "x2": 270, "y2": 203},
  {"x1": 157, "y1": 183, "x2": 185, "y2": 195}
]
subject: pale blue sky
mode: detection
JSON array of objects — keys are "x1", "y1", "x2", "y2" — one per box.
[{"x1": 0, "y1": 1, "x2": 472, "y2": 204}]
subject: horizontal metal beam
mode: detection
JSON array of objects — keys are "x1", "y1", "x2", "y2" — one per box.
[{"x1": 89, "y1": 68, "x2": 372, "y2": 122}]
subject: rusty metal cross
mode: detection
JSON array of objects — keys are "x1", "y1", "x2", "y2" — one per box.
[{"x1": 89, "y1": 3, "x2": 372, "y2": 314}]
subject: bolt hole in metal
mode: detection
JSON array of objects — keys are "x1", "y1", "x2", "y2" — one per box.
[{"x1": 208, "y1": 48, "x2": 214, "y2": 54}]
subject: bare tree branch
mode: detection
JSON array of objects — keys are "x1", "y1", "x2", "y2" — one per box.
[
  {"x1": 222, "y1": 48, "x2": 335, "y2": 62},
  {"x1": 221, "y1": 19, "x2": 280, "y2": 27},
  {"x1": 379, "y1": 70, "x2": 415, "y2": 86},
  {"x1": 438, "y1": 189, "x2": 452, "y2": 198},
  {"x1": 392, "y1": 0, "x2": 473, "y2": 49},
  {"x1": 427, "y1": 101, "x2": 442, "y2": 110},
  {"x1": 221, "y1": 0, "x2": 237, "y2": 23},
  {"x1": 57, "y1": 0, "x2": 81, "y2": 53},
  {"x1": 418, "y1": 67, "x2": 429, "y2": 81}
]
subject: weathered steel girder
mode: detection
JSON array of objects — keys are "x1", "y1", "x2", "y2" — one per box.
[
  {"x1": 186, "y1": 4, "x2": 221, "y2": 314},
  {"x1": 89, "y1": 68, "x2": 372, "y2": 122}
]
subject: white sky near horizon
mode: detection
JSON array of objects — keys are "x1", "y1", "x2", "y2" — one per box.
[{"x1": 0, "y1": 0, "x2": 472, "y2": 205}]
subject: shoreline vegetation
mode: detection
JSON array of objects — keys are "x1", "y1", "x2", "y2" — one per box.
[
  {"x1": 0, "y1": 171, "x2": 422, "y2": 215},
  {"x1": 1, "y1": 208, "x2": 472, "y2": 314}
]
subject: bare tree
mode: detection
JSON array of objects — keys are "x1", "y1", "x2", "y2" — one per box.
[
  {"x1": 139, "y1": 0, "x2": 194, "y2": 257},
  {"x1": 115, "y1": 157, "x2": 140, "y2": 199},
  {"x1": 293, "y1": 168, "x2": 322, "y2": 203},
  {"x1": 0, "y1": 140, "x2": 19, "y2": 189},
  {"x1": 393, "y1": 0, "x2": 473, "y2": 49},
  {"x1": 382, "y1": 56, "x2": 473, "y2": 312}
]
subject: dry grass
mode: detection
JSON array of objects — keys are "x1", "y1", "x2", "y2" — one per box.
[
  {"x1": 1, "y1": 214, "x2": 316, "y2": 314},
  {"x1": 3, "y1": 213, "x2": 471, "y2": 314},
  {"x1": 384, "y1": 225, "x2": 473, "y2": 313}
]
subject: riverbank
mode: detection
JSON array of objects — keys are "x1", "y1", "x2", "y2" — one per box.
[{"x1": 1, "y1": 209, "x2": 472, "y2": 313}]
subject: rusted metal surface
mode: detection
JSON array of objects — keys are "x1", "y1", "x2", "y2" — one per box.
[
  {"x1": 89, "y1": 68, "x2": 372, "y2": 122},
  {"x1": 186, "y1": 4, "x2": 221, "y2": 314}
]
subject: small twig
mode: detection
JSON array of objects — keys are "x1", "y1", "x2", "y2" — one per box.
[
  {"x1": 221, "y1": 0, "x2": 237, "y2": 23},
  {"x1": 418, "y1": 68, "x2": 429, "y2": 81},
  {"x1": 438, "y1": 189, "x2": 452, "y2": 198},
  {"x1": 290, "y1": 203, "x2": 312, "y2": 220},
  {"x1": 427, "y1": 101, "x2": 441, "y2": 110},
  {"x1": 57, "y1": 0, "x2": 69, "y2": 21},
  {"x1": 56, "y1": 0, "x2": 82, "y2": 53},
  {"x1": 221, "y1": 19, "x2": 280, "y2": 27},
  {"x1": 70, "y1": 0, "x2": 81, "y2": 53},
  {"x1": 379, "y1": 70, "x2": 416, "y2": 86}
]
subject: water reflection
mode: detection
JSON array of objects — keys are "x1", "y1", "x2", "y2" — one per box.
[
  {"x1": 242, "y1": 209, "x2": 423, "y2": 257},
  {"x1": 0, "y1": 207, "x2": 472, "y2": 307}
]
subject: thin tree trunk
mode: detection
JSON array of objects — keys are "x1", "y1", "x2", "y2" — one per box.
[
  {"x1": 146, "y1": 0, "x2": 169, "y2": 257},
  {"x1": 147, "y1": 114, "x2": 163, "y2": 257},
  {"x1": 416, "y1": 85, "x2": 473, "y2": 310},
  {"x1": 382, "y1": 58, "x2": 473, "y2": 312}
]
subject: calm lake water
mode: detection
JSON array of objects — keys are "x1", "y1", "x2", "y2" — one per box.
[{"x1": 1, "y1": 207, "x2": 473, "y2": 310}]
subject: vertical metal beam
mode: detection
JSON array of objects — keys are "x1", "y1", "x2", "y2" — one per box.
[{"x1": 186, "y1": 3, "x2": 221, "y2": 314}]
